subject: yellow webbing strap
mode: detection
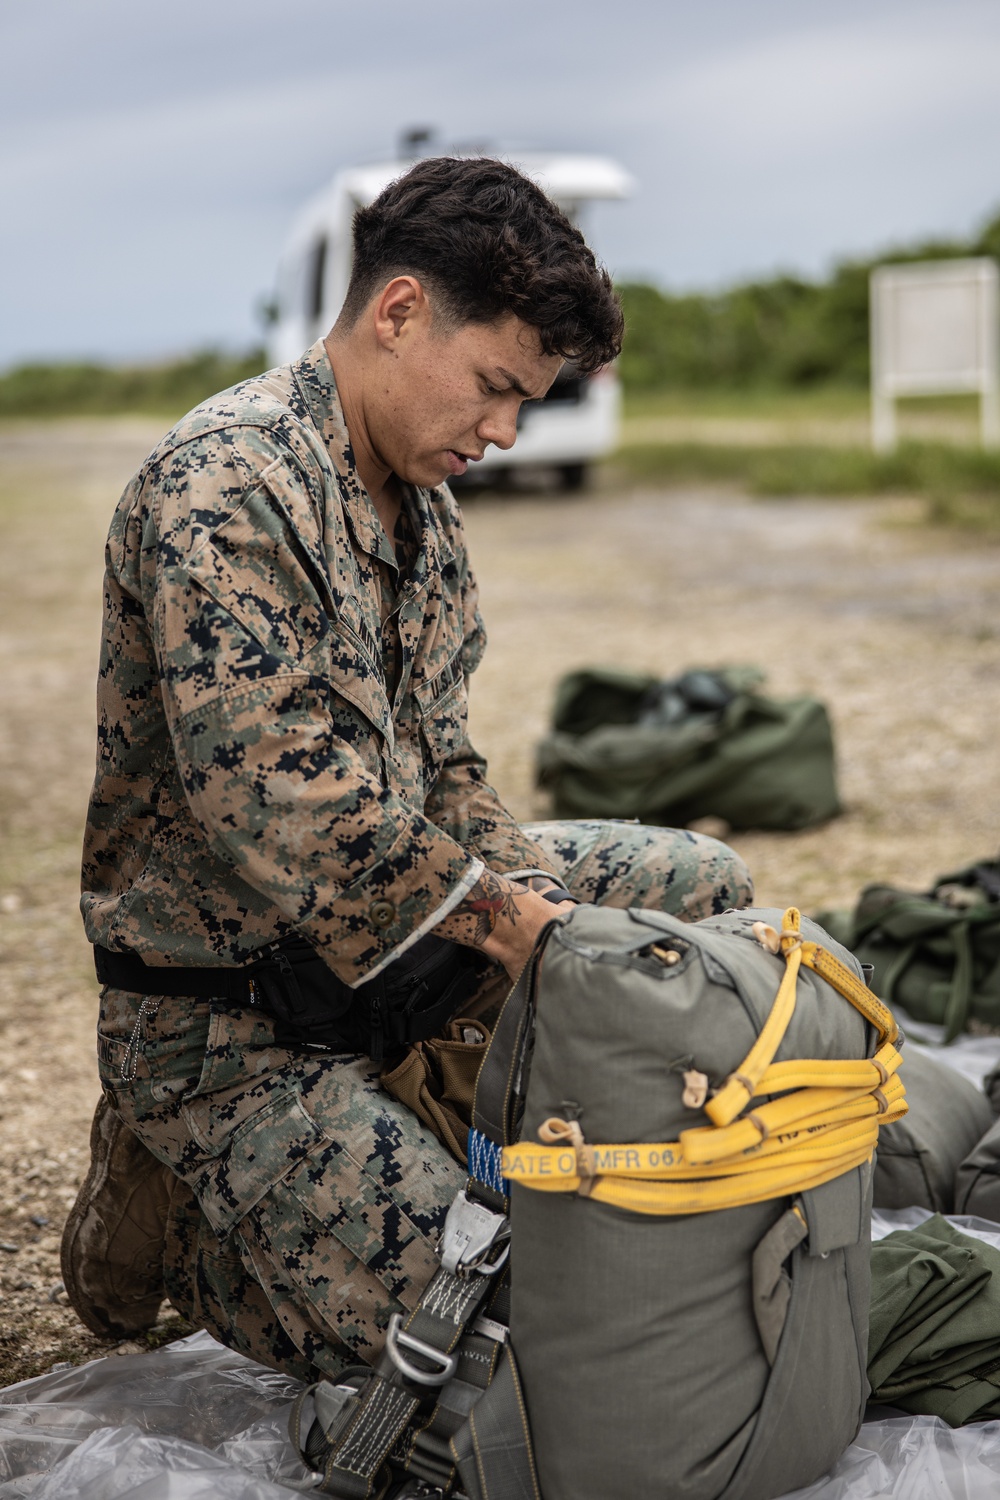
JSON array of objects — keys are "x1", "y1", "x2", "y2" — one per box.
[
  {"x1": 501, "y1": 907, "x2": 908, "y2": 1217},
  {"x1": 705, "y1": 907, "x2": 807, "y2": 1128}
]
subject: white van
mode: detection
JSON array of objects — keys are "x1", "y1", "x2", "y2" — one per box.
[{"x1": 267, "y1": 146, "x2": 633, "y2": 489}]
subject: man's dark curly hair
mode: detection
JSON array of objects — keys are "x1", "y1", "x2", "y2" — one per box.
[{"x1": 339, "y1": 156, "x2": 624, "y2": 374}]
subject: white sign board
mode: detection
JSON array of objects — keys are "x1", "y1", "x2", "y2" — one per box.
[{"x1": 870, "y1": 258, "x2": 999, "y2": 451}]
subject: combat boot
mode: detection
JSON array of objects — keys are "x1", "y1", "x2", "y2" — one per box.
[{"x1": 60, "y1": 1093, "x2": 173, "y2": 1338}]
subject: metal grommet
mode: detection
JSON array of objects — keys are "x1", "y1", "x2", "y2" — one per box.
[{"x1": 369, "y1": 899, "x2": 396, "y2": 929}]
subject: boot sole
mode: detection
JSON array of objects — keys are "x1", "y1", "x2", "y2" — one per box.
[{"x1": 60, "y1": 1095, "x2": 168, "y2": 1339}]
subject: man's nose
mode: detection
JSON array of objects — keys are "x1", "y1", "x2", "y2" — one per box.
[{"x1": 478, "y1": 404, "x2": 519, "y2": 451}]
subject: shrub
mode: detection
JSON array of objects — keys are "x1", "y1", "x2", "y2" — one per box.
[{"x1": 0, "y1": 349, "x2": 268, "y2": 419}]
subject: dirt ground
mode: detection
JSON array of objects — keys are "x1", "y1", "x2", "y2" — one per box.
[{"x1": 1, "y1": 418, "x2": 998, "y2": 1386}]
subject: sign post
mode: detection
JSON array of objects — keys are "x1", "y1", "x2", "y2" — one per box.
[{"x1": 870, "y1": 258, "x2": 1000, "y2": 452}]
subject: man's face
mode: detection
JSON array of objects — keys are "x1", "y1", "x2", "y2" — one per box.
[{"x1": 369, "y1": 308, "x2": 564, "y2": 489}]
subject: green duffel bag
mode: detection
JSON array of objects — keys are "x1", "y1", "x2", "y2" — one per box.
[
  {"x1": 872, "y1": 1046, "x2": 992, "y2": 1213},
  {"x1": 955, "y1": 1115, "x2": 1000, "y2": 1222},
  {"x1": 535, "y1": 664, "x2": 841, "y2": 831},
  {"x1": 816, "y1": 859, "x2": 1000, "y2": 1043},
  {"x1": 488, "y1": 903, "x2": 906, "y2": 1500}
]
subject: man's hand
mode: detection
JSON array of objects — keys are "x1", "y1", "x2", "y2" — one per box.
[{"x1": 437, "y1": 871, "x2": 576, "y2": 982}]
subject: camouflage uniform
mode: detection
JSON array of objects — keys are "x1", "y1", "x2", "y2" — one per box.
[{"x1": 83, "y1": 341, "x2": 752, "y2": 1379}]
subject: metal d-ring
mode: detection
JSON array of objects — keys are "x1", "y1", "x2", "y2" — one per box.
[{"x1": 385, "y1": 1314, "x2": 459, "y2": 1387}]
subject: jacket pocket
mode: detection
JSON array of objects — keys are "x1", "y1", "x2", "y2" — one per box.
[
  {"x1": 186, "y1": 484, "x2": 334, "y2": 666},
  {"x1": 328, "y1": 597, "x2": 393, "y2": 755},
  {"x1": 414, "y1": 654, "x2": 468, "y2": 768},
  {"x1": 194, "y1": 1088, "x2": 323, "y2": 1235}
]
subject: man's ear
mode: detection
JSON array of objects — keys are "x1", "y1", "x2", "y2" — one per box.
[{"x1": 372, "y1": 276, "x2": 429, "y2": 351}]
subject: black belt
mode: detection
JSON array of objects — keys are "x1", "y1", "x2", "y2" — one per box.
[
  {"x1": 94, "y1": 946, "x2": 253, "y2": 999},
  {"x1": 93, "y1": 936, "x2": 483, "y2": 1062},
  {"x1": 93, "y1": 888, "x2": 576, "y2": 1062}
]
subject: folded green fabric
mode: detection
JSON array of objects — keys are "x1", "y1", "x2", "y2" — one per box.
[{"x1": 869, "y1": 1215, "x2": 1000, "y2": 1424}]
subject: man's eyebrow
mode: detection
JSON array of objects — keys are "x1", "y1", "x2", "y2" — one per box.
[{"x1": 494, "y1": 367, "x2": 534, "y2": 399}]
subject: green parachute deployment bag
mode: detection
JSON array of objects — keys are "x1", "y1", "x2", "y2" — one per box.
[
  {"x1": 488, "y1": 903, "x2": 906, "y2": 1500},
  {"x1": 955, "y1": 1107, "x2": 1000, "y2": 1223},
  {"x1": 816, "y1": 859, "x2": 1000, "y2": 1043},
  {"x1": 535, "y1": 665, "x2": 841, "y2": 831},
  {"x1": 290, "y1": 905, "x2": 907, "y2": 1500},
  {"x1": 872, "y1": 1046, "x2": 992, "y2": 1213}
]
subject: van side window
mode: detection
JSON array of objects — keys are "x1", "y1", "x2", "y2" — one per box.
[{"x1": 306, "y1": 236, "x2": 328, "y2": 322}]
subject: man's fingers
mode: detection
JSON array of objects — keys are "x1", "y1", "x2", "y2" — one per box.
[{"x1": 504, "y1": 900, "x2": 576, "y2": 981}]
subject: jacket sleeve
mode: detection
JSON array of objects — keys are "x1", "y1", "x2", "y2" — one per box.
[
  {"x1": 144, "y1": 433, "x2": 483, "y2": 986},
  {"x1": 420, "y1": 551, "x2": 558, "y2": 880},
  {"x1": 422, "y1": 735, "x2": 557, "y2": 877}
]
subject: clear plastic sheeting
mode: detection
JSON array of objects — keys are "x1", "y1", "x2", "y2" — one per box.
[
  {"x1": 893, "y1": 1006, "x2": 1000, "y2": 1090},
  {"x1": 783, "y1": 1416, "x2": 1000, "y2": 1500},
  {"x1": 873, "y1": 1206, "x2": 1000, "y2": 1250},
  {"x1": 7, "y1": 1247, "x2": 1000, "y2": 1498},
  {"x1": 0, "y1": 1331, "x2": 317, "y2": 1498},
  {"x1": 14, "y1": 1426, "x2": 313, "y2": 1500}
]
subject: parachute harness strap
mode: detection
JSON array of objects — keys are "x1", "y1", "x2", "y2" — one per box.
[{"x1": 501, "y1": 907, "x2": 908, "y2": 1217}]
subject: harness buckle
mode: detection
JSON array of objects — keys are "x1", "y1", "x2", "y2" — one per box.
[
  {"x1": 385, "y1": 1314, "x2": 459, "y2": 1387},
  {"x1": 439, "y1": 1190, "x2": 511, "y2": 1278}
]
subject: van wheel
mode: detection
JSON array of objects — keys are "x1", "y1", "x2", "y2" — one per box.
[{"x1": 559, "y1": 463, "x2": 588, "y2": 492}]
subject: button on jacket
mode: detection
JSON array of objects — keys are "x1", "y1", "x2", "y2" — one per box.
[{"x1": 81, "y1": 341, "x2": 552, "y2": 985}]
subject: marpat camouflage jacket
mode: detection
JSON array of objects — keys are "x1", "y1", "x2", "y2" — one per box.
[{"x1": 81, "y1": 341, "x2": 553, "y2": 984}]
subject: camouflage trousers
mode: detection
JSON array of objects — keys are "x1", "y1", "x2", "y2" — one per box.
[{"x1": 96, "y1": 820, "x2": 751, "y2": 1382}]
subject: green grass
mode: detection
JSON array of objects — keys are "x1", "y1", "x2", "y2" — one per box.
[
  {"x1": 621, "y1": 386, "x2": 982, "y2": 423},
  {"x1": 622, "y1": 385, "x2": 871, "y2": 420},
  {"x1": 616, "y1": 439, "x2": 1000, "y2": 529},
  {"x1": 0, "y1": 349, "x2": 268, "y2": 420},
  {"x1": 4, "y1": 354, "x2": 998, "y2": 530}
]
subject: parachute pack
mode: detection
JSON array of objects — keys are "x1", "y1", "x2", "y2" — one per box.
[{"x1": 292, "y1": 904, "x2": 907, "y2": 1500}]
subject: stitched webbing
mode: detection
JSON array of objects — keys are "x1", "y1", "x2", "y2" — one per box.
[{"x1": 293, "y1": 1258, "x2": 502, "y2": 1495}]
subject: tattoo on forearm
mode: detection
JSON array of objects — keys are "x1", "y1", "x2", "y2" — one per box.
[{"x1": 462, "y1": 872, "x2": 525, "y2": 945}]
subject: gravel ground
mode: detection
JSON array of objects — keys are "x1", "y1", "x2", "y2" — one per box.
[{"x1": 0, "y1": 418, "x2": 998, "y2": 1386}]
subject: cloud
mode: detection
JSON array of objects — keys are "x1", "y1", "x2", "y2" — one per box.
[
  {"x1": 591, "y1": 6, "x2": 1000, "y2": 286},
  {"x1": 3, "y1": 0, "x2": 1000, "y2": 360},
  {"x1": 651, "y1": 14, "x2": 1000, "y2": 161}
]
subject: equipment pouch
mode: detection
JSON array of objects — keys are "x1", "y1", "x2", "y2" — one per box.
[
  {"x1": 380, "y1": 1017, "x2": 491, "y2": 1164},
  {"x1": 252, "y1": 934, "x2": 487, "y2": 1062},
  {"x1": 251, "y1": 939, "x2": 358, "y2": 1051}
]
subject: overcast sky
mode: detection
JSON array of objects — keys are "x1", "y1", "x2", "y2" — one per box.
[{"x1": 2, "y1": 0, "x2": 999, "y2": 367}]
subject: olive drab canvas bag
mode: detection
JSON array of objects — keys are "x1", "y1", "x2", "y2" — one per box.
[
  {"x1": 872, "y1": 1046, "x2": 992, "y2": 1214},
  {"x1": 292, "y1": 903, "x2": 907, "y2": 1500},
  {"x1": 534, "y1": 666, "x2": 841, "y2": 832},
  {"x1": 497, "y1": 904, "x2": 904, "y2": 1500},
  {"x1": 955, "y1": 1114, "x2": 1000, "y2": 1223},
  {"x1": 816, "y1": 859, "x2": 1000, "y2": 1043},
  {"x1": 953, "y1": 1056, "x2": 1000, "y2": 1222}
]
